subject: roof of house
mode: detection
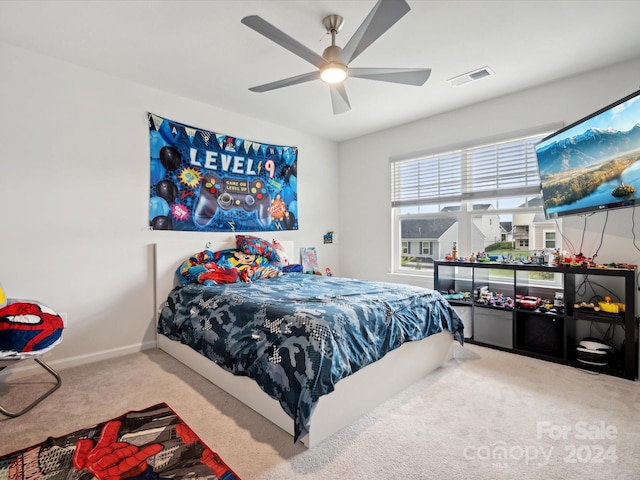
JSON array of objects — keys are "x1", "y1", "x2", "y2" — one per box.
[
  {"x1": 500, "y1": 221, "x2": 513, "y2": 233},
  {"x1": 401, "y1": 217, "x2": 457, "y2": 239},
  {"x1": 519, "y1": 196, "x2": 543, "y2": 208},
  {"x1": 533, "y1": 212, "x2": 548, "y2": 223},
  {"x1": 441, "y1": 204, "x2": 493, "y2": 212}
]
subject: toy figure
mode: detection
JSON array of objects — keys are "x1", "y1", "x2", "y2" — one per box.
[{"x1": 504, "y1": 297, "x2": 514, "y2": 310}]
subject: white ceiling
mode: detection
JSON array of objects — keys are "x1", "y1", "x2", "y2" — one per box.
[{"x1": 2, "y1": 0, "x2": 640, "y2": 142}]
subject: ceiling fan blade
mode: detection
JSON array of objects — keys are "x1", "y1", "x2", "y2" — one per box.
[
  {"x1": 339, "y1": 0, "x2": 411, "y2": 65},
  {"x1": 349, "y1": 68, "x2": 431, "y2": 86},
  {"x1": 242, "y1": 15, "x2": 327, "y2": 69},
  {"x1": 249, "y1": 71, "x2": 320, "y2": 92},
  {"x1": 329, "y1": 84, "x2": 351, "y2": 115}
]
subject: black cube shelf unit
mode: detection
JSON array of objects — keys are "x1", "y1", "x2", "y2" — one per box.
[{"x1": 434, "y1": 260, "x2": 638, "y2": 380}]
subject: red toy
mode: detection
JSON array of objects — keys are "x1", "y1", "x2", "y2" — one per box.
[{"x1": 515, "y1": 295, "x2": 542, "y2": 310}]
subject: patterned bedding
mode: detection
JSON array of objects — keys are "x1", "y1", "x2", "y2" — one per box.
[{"x1": 157, "y1": 273, "x2": 464, "y2": 442}]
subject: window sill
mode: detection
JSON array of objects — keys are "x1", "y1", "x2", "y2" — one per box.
[{"x1": 387, "y1": 271, "x2": 434, "y2": 289}]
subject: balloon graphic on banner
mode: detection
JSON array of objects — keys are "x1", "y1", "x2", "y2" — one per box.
[
  {"x1": 155, "y1": 180, "x2": 178, "y2": 204},
  {"x1": 283, "y1": 211, "x2": 296, "y2": 230},
  {"x1": 280, "y1": 185, "x2": 295, "y2": 204},
  {"x1": 281, "y1": 165, "x2": 292, "y2": 183},
  {"x1": 149, "y1": 196, "x2": 170, "y2": 221},
  {"x1": 288, "y1": 200, "x2": 298, "y2": 219},
  {"x1": 151, "y1": 215, "x2": 173, "y2": 230},
  {"x1": 149, "y1": 131, "x2": 167, "y2": 159},
  {"x1": 160, "y1": 146, "x2": 182, "y2": 171},
  {"x1": 150, "y1": 158, "x2": 166, "y2": 186}
]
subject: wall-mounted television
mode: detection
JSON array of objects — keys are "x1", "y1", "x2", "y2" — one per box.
[{"x1": 535, "y1": 89, "x2": 640, "y2": 219}]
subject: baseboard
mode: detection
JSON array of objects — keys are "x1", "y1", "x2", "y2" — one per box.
[{"x1": 0, "y1": 340, "x2": 157, "y2": 381}]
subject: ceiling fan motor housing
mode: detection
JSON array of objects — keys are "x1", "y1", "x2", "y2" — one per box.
[{"x1": 322, "y1": 45, "x2": 343, "y2": 63}]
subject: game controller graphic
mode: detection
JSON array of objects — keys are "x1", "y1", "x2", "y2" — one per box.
[{"x1": 193, "y1": 173, "x2": 271, "y2": 228}]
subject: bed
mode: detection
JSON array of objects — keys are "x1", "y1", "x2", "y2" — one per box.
[{"x1": 154, "y1": 239, "x2": 463, "y2": 447}]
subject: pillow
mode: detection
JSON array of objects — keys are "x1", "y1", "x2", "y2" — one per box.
[
  {"x1": 282, "y1": 264, "x2": 303, "y2": 273},
  {"x1": 176, "y1": 249, "x2": 218, "y2": 284},
  {"x1": 236, "y1": 235, "x2": 281, "y2": 263},
  {"x1": 270, "y1": 239, "x2": 290, "y2": 267},
  {"x1": 213, "y1": 249, "x2": 281, "y2": 282}
]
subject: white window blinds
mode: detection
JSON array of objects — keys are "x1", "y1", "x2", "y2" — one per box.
[{"x1": 391, "y1": 134, "x2": 545, "y2": 208}]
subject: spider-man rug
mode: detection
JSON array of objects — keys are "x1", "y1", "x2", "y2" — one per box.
[{"x1": 0, "y1": 403, "x2": 240, "y2": 480}]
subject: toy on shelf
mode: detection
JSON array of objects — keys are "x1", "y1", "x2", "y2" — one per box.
[
  {"x1": 476, "y1": 252, "x2": 490, "y2": 262},
  {"x1": 538, "y1": 300, "x2": 565, "y2": 315},
  {"x1": 515, "y1": 295, "x2": 542, "y2": 310},
  {"x1": 598, "y1": 296, "x2": 625, "y2": 313},
  {"x1": 604, "y1": 262, "x2": 637, "y2": 270},
  {"x1": 442, "y1": 289, "x2": 472, "y2": 302},
  {"x1": 472, "y1": 287, "x2": 514, "y2": 309},
  {"x1": 573, "y1": 301, "x2": 601, "y2": 312}
]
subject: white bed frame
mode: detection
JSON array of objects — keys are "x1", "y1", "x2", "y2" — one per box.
[{"x1": 154, "y1": 239, "x2": 455, "y2": 447}]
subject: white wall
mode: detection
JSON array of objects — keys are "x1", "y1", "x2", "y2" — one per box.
[
  {"x1": 338, "y1": 57, "x2": 640, "y2": 286},
  {"x1": 0, "y1": 42, "x2": 340, "y2": 371}
]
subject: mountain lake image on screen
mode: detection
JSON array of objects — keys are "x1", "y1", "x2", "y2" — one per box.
[{"x1": 535, "y1": 89, "x2": 640, "y2": 218}]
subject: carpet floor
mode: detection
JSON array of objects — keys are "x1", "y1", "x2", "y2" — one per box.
[{"x1": 1, "y1": 343, "x2": 639, "y2": 479}]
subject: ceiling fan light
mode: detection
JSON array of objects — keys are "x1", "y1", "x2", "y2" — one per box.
[{"x1": 320, "y1": 63, "x2": 348, "y2": 84}]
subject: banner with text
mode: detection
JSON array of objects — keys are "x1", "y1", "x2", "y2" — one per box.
[{"x1": 149, "y1": 113, "x2": 298, "y2": 232}]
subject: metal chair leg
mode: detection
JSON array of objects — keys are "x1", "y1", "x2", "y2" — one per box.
[{"x1": 0, "y1": 358, "x2": 62, "y2": 418}]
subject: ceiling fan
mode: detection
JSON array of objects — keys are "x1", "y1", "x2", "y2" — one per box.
[{"x1": 241, "y1": 0, "x2": 431, "y2": 115}]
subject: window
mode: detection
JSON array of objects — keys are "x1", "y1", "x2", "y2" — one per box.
[
  {"x1": 391, "y1": 131, "x2": 561, "y2": 273},
  {"x1": 544, "y1": 231, "x2": 556, "y2": 249}
]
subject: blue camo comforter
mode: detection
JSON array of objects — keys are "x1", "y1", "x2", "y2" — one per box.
[{"x1": 157, "y1": 273, "x2": 464, "y2": 442}]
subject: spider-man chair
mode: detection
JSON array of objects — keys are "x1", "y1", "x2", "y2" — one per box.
[{"x1": 0, "y1": 297, "x2": 64, "y2": 417}]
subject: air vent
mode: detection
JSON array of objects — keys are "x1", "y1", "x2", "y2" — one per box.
[{"x1": 447, "y1": 67, "x2": 494, "y2": 87}]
